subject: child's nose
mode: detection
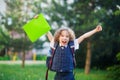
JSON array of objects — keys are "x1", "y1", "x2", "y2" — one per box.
[{"x1": 63, "y1": 37, "x2": 67, "y2": 39}]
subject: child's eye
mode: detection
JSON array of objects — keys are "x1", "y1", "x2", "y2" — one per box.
[
  {"x1": 61, "y1": 35, "x2": 64, "y2": 37},
  {"x1": 65, "y1": 35, "x2": 69, "y2": 38}
]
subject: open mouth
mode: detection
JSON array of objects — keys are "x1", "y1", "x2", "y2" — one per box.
[{"x1": 62, "y1": 41, "x2": 67, "y2": 44}]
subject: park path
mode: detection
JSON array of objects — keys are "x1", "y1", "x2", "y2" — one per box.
[{"x1": 0, "y1": 60, "x2": 45, "y2": 65}]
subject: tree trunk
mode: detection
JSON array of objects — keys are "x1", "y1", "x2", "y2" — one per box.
[
  {"x1": 22, "y1": 50, "x2": 25, "y2": 68},
  {"x1": 85, "y1": 40, "x2": 91, "y2": 74},
  {"x1": 21, "y1": 34, "x2": 27, "y2": 68}
]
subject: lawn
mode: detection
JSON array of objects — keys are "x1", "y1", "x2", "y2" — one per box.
[{"x1": 0, "y1": 63, "x2": 110, "y2": 80}]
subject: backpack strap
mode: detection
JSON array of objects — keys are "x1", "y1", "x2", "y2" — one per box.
[
  {"x1": 68, "y1": 41, "x2": 76, "y2": 67},
  {"x1": 45, "y1": 42, "x2": 58, "y2": 80},
  {"x1": 48, "y1": 43, "x2": 58, "y2": 69},
  {"x1": 68, "y1": 41, "x2": 76, "y2": 77}
]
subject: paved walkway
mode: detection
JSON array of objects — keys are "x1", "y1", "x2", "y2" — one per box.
[{"x1": 0, "y1": 60, "x2": 45, "y2": 65}]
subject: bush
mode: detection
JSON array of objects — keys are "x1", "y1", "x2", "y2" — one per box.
[
  {"x1": 0, "y1": 55, "x2": 10, "y2": 60},
  {"x1": 107, "y1": 52, "x2": 120, "y2": 80},
  {"x1": 107, "y1": 65, "x2": 120, "y2": 80},
  {"x1": 116, "y1": 52, "x2": 120, "y2": 61},
  {"x1": 36, "y1": 55, "x2": 46, "y2": 60}
]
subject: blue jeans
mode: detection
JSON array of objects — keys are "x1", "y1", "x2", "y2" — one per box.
[{"x1": 54, "y1": 72, "x2": 75, "y2": 80}]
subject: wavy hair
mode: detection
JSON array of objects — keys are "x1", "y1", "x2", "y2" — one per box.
[{"x1": 54, "y1": 27, "x2": 75, "y2": 42}]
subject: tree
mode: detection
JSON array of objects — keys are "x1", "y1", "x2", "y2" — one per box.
[
  {"x1": 0, "y1": 0, "x2": 38, "y2": 67},
  {"x1": 90, "y1": 0, "x2": 120, "y2": 69},
  {"x1": 0, "y1": 26, "x2": 11, "y2": 56},
  {"x1": 69, "y1": 0, "x2": 104, "y2": 74},
  {"x1": 2, "y1": 0, "x2": 54, "y2": 67}
]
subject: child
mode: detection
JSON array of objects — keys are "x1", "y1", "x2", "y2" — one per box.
[
  {"x1": 34, "y1": 15, "x2": 102, "y2": 80},
  {"x1": 46, "y1": 26, "x2": 102, "y2": 80}
]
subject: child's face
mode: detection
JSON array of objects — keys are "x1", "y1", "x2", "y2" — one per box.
[{"x1": 59, "y1": 30, "x2": 69, "y2": 46}]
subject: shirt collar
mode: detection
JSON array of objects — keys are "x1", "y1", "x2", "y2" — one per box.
[{"x1": 59, "y1": 43, "x2": 67, "y2": 47}]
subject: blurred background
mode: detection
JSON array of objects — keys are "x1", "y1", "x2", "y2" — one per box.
[{"x1": 0, "y1": 0, "x2": 120, "y2": 80}]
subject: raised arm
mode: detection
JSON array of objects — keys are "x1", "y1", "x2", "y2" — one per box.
[
  {"x1": 77, "y1": 25, "x2": 102, "y2": 44},
  {"x1": 34, "y1": 15, "x2": 54, "y2": 42},
  {"x1": 46, "y1": 31, "x2": 54, "y2": 42}
]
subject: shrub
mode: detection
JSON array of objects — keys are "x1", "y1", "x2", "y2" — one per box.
[
  {"x1": 107, "y1": 65, "x2": 120, "y2": 80},
  {"x1": 107, "y1": 52, "x2": 120, "y2": 80},
  {"x1": 36, "y1": 55, "x2": 46, "y2": 60},
  {"x1": 0, "y1": 55, "x2": 10, "y2": 60}
]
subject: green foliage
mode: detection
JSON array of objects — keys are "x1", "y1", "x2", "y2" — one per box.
[
  {"x1": 10, "y1": 38, "x2": 33, "y2": 52},
  {"x1": 107, "y1": 53, "x2": 120, "y2": 80},
  {"x1": 0, "y1": 0, "x2": 45, "y2": 53},
  {"x1": 0, "y1": 26, "x2": 11, "y2": 48},
  {"x1": 116, "y1": 52, "x2": 120, "y2": 61},
  {"x1": 36, "y1": 55, "x2": 46, "y2": 60},
  {"x1": 114, "y1": 10, "x2": 120, "y2": 16},
  {"x1": 0, "y1": 55, "x2": 10, "y2": 60},
  {"x1": 0, "y1": 0, "x2": 32, "y2": 53},
  {"x1": 107, "y1": 65, "x2": 120, "y2": 80}
]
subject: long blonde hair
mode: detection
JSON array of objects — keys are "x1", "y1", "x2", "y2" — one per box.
[{"x1": 54, "y1": 27, "x2": 75, "y2": 42}]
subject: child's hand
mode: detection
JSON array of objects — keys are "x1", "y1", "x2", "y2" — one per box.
[
  {"x1": 95, "y1": 25, "x2": 102, "y2": 32},
  {"x1": 34, "y1": 15, "x2": 39, "y2": 19}
]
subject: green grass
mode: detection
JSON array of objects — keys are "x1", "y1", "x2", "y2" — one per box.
[
  {"x1": 0, "y1": 64, "x2": 110, "y2": 80},
  {"x1": 74, "y1": 69, "x2": 110, "y2": 80}
]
